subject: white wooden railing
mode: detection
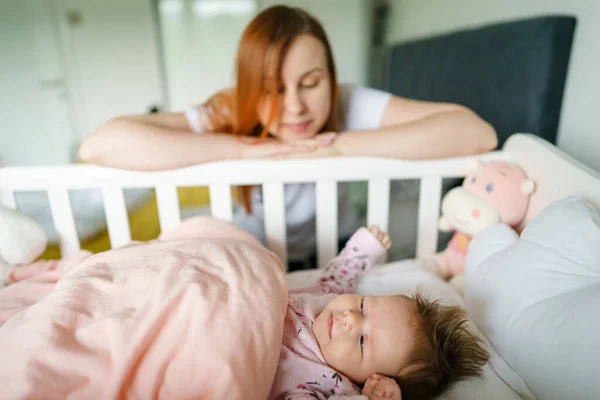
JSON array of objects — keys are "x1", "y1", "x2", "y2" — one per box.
[{"x1": 0, "y1": 153, "x2": 510, "y2": 269}]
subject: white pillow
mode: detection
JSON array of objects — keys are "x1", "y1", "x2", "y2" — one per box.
[
  {"x1": 464, "y1": 196, "x2": 600, "y2": 400},
  {"x1": 287, "y1": 260, "x2": 521, "y2": 400}
]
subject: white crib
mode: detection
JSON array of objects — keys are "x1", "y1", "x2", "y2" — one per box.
[
  {"x1": 1, "y1": 133, "x2": 598, "y2": 271},
  {"x1": 2, "y1": 132, "x2": 600, "y2": 400}
]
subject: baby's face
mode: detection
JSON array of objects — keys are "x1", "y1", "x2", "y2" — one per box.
[{"x1": 312, "y1": 294, "x2": 416, "y2": 383}]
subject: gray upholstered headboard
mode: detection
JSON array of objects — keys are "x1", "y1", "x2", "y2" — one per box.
[{"x1": 386, "y1": 15, "x2": 577, "y2": 147}]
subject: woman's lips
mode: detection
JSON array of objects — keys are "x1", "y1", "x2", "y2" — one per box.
[{"x1": 284, "y1": 121, "x2": 311, "y2": 132}]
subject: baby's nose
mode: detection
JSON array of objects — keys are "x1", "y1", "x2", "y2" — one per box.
[{"x1": 343, "y1": 310, "x2": 362, "y2": 331}]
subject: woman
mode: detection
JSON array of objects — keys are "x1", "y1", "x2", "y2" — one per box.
[{"x1": 79, "y1": 5, "x2": 497, "y2": 271}]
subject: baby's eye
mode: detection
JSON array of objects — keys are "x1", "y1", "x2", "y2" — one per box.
[
  {"x1": 360, "y1": 297, "x2": 364, "y2": 313},
  {"x1": 360, "y1": 335, "x2": 364, "y2": 351}
]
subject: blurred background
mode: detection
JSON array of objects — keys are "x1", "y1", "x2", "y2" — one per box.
[
  {"x1": 1, "y1": 0, "x2": 374, "y2": 167},
  {"x1": 1, "y1": 0, "x2": 598, "y2": 171}
]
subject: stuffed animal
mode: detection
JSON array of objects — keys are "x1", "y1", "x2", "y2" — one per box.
[
  {"x1": 0, "y1": 205, "x2": 47, "y2": 286},
  {"x1": 424, "y1": 161, "x2": 535, "y2": 288}
]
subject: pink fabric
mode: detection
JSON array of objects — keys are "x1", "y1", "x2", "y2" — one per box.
[
  {"x1": 0, "y1": 250, "x2": 91, "y2": 325},
  {"x1": 319, "y1": 228, "x2": 386, "y2": 294},
  {"x1": 0, "y1": 217, "x2": 288, "y2": 400},
  {"x1": 270, "y1": 228, "x2": 386, "y2": 399},
  {"x1": 158, "y1": 215, "x2": 262, "y2": 246}
]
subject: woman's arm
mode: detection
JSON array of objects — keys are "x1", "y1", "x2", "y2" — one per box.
[
  {"x1": 79, "y1": 112, "x2": 333, "y2": 171},
  {"x1": 335, "y1": 96, "x2": 497, "y2": 160},
  {"x1": 78, "y1": 112, "x2": 246, "y2": 171}
]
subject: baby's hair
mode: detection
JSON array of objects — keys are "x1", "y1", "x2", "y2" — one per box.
[{"x1": 395, "y1": 290, "x2": 490, "y2": 400}]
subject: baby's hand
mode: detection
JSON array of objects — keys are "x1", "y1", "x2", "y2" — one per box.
[
  {"x1": 368, "y1": 225, "x2": 392, "y2": 250},
  {"x1": 362, "y1": 373, "x2": 401, "y2": 400}
]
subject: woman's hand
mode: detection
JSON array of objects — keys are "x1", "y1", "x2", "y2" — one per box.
[
  {"x1": 267, "y1": 132, "x2": 342, "y2": 160},
  {"x1": 362, "y1": 373, "x2": 402, "y2": 400},
  {"x1": 240, "y1": 132, "x2": 337, "y2": 160}
]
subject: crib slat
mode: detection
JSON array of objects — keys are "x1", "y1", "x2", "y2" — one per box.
[
  {"x1": 156, "y1": 185, "x2": 181, "y2": 232},
  {"x1": 263, "y1": 182, "x2": 288, "y2": 269},
  {"x1": 367, "y1": 178, "x2": 391, "y2": 263},
  {"x1": 102, "y1": 187, "x2": 131, "y2": 248},
  {"x1": 367, "y1": 179, "x2": 391, "y2": 231},
  {"x1": 416, "y1": 176, "x2": 442, "y2": 258},
  {"x1": 0, "y1": 189, "x2": 17, "y2": 209},
  {"x1": 47, "y1": 188, "x2": 80, "y2": 256},
  {"x1": 316, "y1": 181, "x2": 338, "y2": 269},
  {"x1": 209, "y1": 183, "x2": 233, "y2": 222}
]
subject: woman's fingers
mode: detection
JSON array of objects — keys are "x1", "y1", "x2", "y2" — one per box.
[
  {"x1": 296, "y1": 132, "x2": 336, "y2": 147},
  {"x1": 242, "y1": 133, "x2": 337, "y2": 160}
]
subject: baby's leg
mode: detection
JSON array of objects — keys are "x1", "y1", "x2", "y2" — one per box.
[{"x1": 319, "y1": 226, "x2": 390, "y2": 294}]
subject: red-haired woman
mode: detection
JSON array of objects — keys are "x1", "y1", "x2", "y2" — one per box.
[{"x1": 79, "y1": 5, "x2": 497, "y2": 271}]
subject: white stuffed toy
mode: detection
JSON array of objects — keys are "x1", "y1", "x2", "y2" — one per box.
[
  {"x1": 419, "y1": 161, "x2": 535, "y2": 294},
  {"x1": 0, "y1": 205, "x2": 47, "y2": 286}
]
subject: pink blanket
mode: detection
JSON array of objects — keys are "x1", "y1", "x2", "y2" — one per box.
[{"x1": 0, "y1": 217, "x2": 288, "y2": 399}]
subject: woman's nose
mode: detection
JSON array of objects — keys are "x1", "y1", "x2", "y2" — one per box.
[{"x1": 284, "y1": 90, "x2": 305, "y2": 115}]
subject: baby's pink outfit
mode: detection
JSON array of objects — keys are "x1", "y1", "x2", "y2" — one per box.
[{"x1": 269, "y1": 227, "x2": 386, "y2": 400}]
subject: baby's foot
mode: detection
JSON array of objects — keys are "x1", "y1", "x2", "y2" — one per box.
[{"x1": 368, "y1": 225, "x2": 392, "y2": 249}]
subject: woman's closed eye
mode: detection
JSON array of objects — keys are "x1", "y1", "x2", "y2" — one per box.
[{"x1": 300, "y1": 80, "x2": 319, "y2": 89}]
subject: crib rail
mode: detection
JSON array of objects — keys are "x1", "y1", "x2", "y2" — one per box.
[{"x1": 0, "y1": 153, "x2": 509, "y2": 269}]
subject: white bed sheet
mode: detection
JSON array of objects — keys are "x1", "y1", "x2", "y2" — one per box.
[{"x1": 286, "y1": 260, "x2": 522, "y2": 400}]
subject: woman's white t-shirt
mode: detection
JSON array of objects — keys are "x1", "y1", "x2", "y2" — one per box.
[{"x1": 185, "y1": 83, "x2": 392, "y2": 262}]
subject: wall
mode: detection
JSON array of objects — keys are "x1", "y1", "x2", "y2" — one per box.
[
  {"x1": 260, "y1": 0, "x2": 370, "y2": 87},
  {"x1": 0, "y1": 0, "x2": 164, "y2": 166},
  {"x1": 0, "y1": 0, "x2": 73, "y2": 166},
  {"x1": 158, "y1": 0, "x2": 255, "y2": 111},
  {"x1": 385, "y1": 0, "x2": 600, "y2": 171},
  {"x1": 160, "y1": 0, "x2": 371, "y2": 111},
  {"x1": 58, "y1": 0, "x2": 164, "y2": 138}
]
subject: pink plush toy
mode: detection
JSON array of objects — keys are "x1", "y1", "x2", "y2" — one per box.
[{"x1": 432, "y1": 160, "x2": 535, "y2": 281}]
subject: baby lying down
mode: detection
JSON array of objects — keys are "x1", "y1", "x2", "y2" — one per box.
[
  {"x1": 272, "y1": 226, "x2": 489, "y2": 400},
  {"x1": 3, "y1": 217, "x2": 488, "y2": 400}
]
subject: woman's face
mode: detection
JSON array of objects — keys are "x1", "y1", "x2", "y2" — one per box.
[{"x1": 257, "y1": 34, "x2": 332, "y2": 142}]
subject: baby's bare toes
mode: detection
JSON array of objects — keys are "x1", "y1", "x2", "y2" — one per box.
[{"x1": 368, "y1": 225, "x2": 381, "y2": 235}]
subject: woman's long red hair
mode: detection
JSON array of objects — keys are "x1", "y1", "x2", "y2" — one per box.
[{"x1": 202, "y1": 5, "x2": 339, "y2": 214}]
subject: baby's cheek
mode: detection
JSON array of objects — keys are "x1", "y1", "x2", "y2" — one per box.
[
  {"x1": 325, "y1": 340, "x2": 362, "y2": 379},
  {"x1": 329, "y1": 344, "x2": 352, "y2": 365}
]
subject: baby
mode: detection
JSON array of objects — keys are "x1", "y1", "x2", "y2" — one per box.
[{"x1": 270, "y1": 226, "x2": 489, "y2": 400}]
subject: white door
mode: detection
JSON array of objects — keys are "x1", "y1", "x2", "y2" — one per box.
[
  {"x1": 0, "y1": 0, "x2": 75, "y2": 166},
  {"x1": 56, "y1": 0, "x2": 165, "y2": 138}
]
